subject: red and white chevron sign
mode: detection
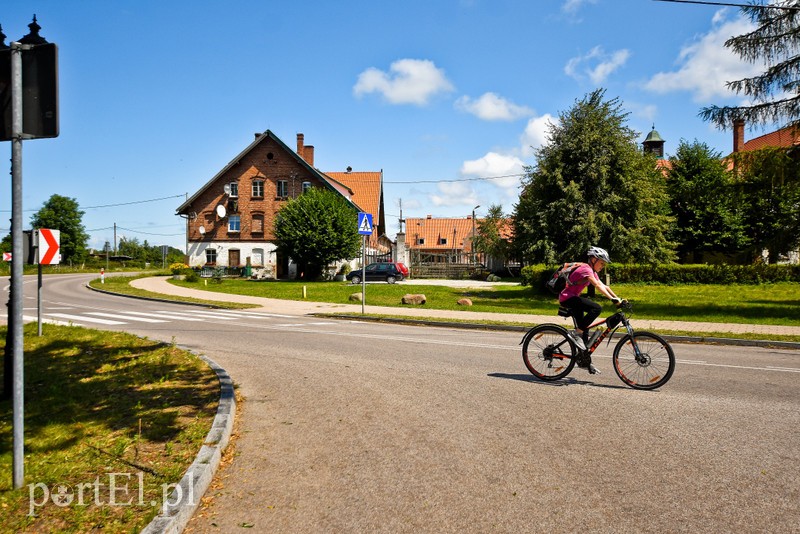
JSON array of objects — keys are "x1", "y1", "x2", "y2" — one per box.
[{"x1": 37, "y1": 228, "x2": 61, "y2": 265}]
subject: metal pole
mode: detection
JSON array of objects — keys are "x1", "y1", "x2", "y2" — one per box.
[
  {"x1": 361, "y1": 235, "x2": 366, "y2": 314},
  {"x1": 37, "y1": 263, "x2": 42, "y2": 337},
  {"x1": 11, "y1": 41, "x2": 26, "y2": 489}
]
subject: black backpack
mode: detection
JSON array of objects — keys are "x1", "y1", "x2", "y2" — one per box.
[{"x1": 545, "y1": 262, "x2": 582, "y2": 295}]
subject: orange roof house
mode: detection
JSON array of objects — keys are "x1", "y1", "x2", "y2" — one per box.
[{"x1": 325, "y1": 170, "x2": 388, "y2": 254}]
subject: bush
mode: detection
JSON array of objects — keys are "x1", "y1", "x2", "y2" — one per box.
[
  {"x1": 185, "y1": 270, "x2": 200, "y2": 283},
  {"x1": 521, "y1": 263, "x2": 800, "y2": 289},
  {"x1": 169, "y1": 262, "x2": 189, "y2": 275}
]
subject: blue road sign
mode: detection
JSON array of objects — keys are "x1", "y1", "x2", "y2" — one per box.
[{"x1": 357, "y1": 212, "x2": 374, "y2": 235}]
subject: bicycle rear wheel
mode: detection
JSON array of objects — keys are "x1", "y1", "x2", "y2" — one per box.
[
  {"x1": 522, "y1": 325, "x2": 576, "y2": 381},
  {"x1": 612, "y1": 332, "x2": 675, "y2": 390}
]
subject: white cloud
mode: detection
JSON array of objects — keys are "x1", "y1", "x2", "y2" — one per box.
[
  {"x1": 644, "y1": 11, "x2": 761, "y2": 103},
  {"x1": 454, "y1": 92, "x2": 534, "y2": 121},
  {"x1": 562, "y1": 0, "x2": 597, "y2": 15},
  {"x1": 565, "y1": 46, "x2": 631, "y2": 84},
  {"x1": 430, "y1": 181, "x2": 479, "y2": 207},
  {"x1": 353, "y1": 59, "x2": 455, "y2": 105},
  {"x1": 520, "y1": 114, "x2": 557, "y2": 157},
  {"x1": 460, "y1": 152, "x2": 526, "y2": 191}
]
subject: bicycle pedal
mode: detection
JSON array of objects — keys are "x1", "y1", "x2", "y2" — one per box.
[{"x1": 587, "y1": 364, "x2": 601, "y2": 375}]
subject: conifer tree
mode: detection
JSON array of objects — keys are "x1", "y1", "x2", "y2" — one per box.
[{"x1": 701, "y1": 1, "x2": 800, "y2": 128}]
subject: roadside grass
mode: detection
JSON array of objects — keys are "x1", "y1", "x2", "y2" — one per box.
[
  {"x1": 0, "y1": 323, "x2": 218, "y2": 533},
  {"x1": 90, "y1": 274, "x2": 257, "y2": 309},
  {"x1": 168, "y1": 278, "x2": 800, "y2": 327}
]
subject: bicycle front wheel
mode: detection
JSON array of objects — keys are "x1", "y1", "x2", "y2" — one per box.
[
  {"x1": 613, "y1": 332, "x2": 675, "y2": 390},
  {"x1": 522, "y1": 325, "x2": 576, "y2": 381}
]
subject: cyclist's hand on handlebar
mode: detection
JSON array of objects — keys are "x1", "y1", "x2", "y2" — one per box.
[{"x1": 612, "y1": 297, "x2": 629, "y2": 308}]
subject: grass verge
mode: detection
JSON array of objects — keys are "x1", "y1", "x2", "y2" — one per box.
[
  {"x1": 0, "y1": 323, "x2": 219, "y2": 533},
  {"x1": 167, "y1": 278, "x2": 800, "y2": 327},
  {"x1": 90, "y1": 274, "x2": 258, "y2": 310}
]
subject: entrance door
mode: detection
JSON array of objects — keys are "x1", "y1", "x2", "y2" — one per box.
[{"x1": 228, "y1": 249, "x2": 240, "y2": 267}]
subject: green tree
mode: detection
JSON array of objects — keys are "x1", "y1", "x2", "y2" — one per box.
[
  {"x1": 513, "y1": 89, "x2": 676, "y2": 265},
  {"x1": 666, "y1": 140, "x2": 749, "y2": 262},
  {"x1": 274, "y1": 187, "x2": 361, "y2": 280},
  {"x1": 472, "y1": 204, "x2": 511, "y2": 270},
  {"x1": 732, "y1": 146, "x2": 800, "y2": 262},
  {"x1": 701, "y1": 3, "x2": 800, "y2": 129},
  {"x1": 30, "y1": 194, "x2": 89, "y2": 263}
]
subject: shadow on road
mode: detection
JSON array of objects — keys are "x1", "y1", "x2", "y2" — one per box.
[{"x1": 487, "y1": 372, "x2": 629, "y2": 390}]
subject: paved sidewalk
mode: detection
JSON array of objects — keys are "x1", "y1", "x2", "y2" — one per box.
[{"x1": 130, "y1": 277, "x2": 800, "y2": 338}]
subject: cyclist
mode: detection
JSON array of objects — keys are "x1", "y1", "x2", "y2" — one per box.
[{"x1": 559, "y1": 246, "x2": 622, "y2": 374}]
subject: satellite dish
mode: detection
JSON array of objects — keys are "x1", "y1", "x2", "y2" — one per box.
[
  {"x1": 223, "y1": 184, "x2": 231, "y2": 196},
  {"x1": 199, "y1": 226, "x2": 206, "y2": 235},
  {"x1": 216, "y1": 204, "x2": 227, "y2": 218}
]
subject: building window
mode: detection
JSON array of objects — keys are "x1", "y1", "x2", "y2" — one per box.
[
  {"x1": 252, "y1": 214, "x2": 264, "y2": 233},
  {"x1": 439, "y1": 237, "x2": 447, "y2": 245},
  {"x1": 206, "y1": 248, "x2": 217, "y2": 264},
  {"x1": 252, "y1": 180, "x2": 264, "y2": 198},
  {"x1": 302, "y1": 181, "x2": 312, "y2": 193},
  {"x1": 229, "y1": 182, "x2": 238, "y2": 198},
  {"x1": 228, "y1": 215, "x2": 241, "y2": 232},
  {"x1": 277, "y1": 180, "x2": 288, "y2": 198},
  {"x1": 418, "y1": 238, "x2": 425, "y2": 245}
]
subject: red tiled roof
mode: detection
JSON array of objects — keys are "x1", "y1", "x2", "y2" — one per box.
[
  {"x1": 406, "y1": 216, "x2": 481, "y2": 251},
  {"x1": 325, "y1": 171, "x2": 382, "y2": 217},
  {"x1": 738, "y1": 125, "x2": 800, "y2": 152}
]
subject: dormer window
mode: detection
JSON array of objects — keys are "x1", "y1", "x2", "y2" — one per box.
[{"x1": 439, "y1": 238, "x2": 447, "y2": 245}]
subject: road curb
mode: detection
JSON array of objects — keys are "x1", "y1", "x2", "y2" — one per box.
[
  {"x1": 140, "y1": 353, "x2": 235, "y2": 534},
  {"x1": 86, "y1": 282, "x2": 226, "y2": 309},
  {"x1": 315, "y1": 314, "x2": 800, "y2": 350}
]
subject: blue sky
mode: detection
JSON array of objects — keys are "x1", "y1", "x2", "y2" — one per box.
[{"x1": 1, "y1": 0, "x2": 768, "y2": 252}]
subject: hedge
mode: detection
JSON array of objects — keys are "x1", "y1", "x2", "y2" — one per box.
[{"x1": 521, "y1": 263, "x2": 800, "y2": 291}]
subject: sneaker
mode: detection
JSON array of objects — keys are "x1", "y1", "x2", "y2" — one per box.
[
  {"x1": 587, "y1": 363, "x2": 601, "y2": 375},
  {"x1": 567, "y1": 330, "x2": 587, "y2": 351},
  {"x1": 587, "y1": 329, "x2": 602, "y2": 348}
]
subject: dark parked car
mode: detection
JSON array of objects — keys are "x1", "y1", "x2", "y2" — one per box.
[{"x1": 346, "y1": 262, "x2": 406, "y2": 284}]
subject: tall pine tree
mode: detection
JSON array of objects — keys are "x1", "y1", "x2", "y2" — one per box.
[{"x1": 701, "y1": 2, "x2": 800, "y2": 128}]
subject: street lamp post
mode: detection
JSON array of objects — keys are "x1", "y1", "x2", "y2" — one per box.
[{"x1": 471, "y1": 205, "x2": 480, "y2": 267}]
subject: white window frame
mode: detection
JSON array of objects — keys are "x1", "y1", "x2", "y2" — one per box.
[
  {"x1": 252, "y1": 180, "x2": 264, "y2": 198},
  {"x1": 228, "y1": 215, "x2": 241, "y2": 233},
  {"x1": 205, "y1": 248, "x2": 217, "y2": 264},
  {"x1": 229, "y1": 182, "x2": 238, "y2": 198}
]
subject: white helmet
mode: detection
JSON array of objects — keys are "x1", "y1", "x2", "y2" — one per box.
[{"x1": 587, "y1": 246, "x2": 611, "y2": 263}]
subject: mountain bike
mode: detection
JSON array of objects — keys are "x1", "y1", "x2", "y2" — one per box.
[{"x1": 521, "y1": 301, "x2": 676, "y2": 390}]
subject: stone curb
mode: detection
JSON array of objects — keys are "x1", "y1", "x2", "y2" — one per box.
[
  {"x1": 86, "y1": 282, "x2": 226, "y2": 309},
  {"x1": 316, "y1": 314, "x2": 800, "y2": 350},
  {"x1": 140, "y1": 353, "x2": 235, "y2": 534}
]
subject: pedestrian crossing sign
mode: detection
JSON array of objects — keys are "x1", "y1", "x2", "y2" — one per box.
[{"x1": 357, "y1": 212, "x2": 374, "y2": 235}]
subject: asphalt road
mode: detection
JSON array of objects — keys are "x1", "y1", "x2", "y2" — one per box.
[{"x1": 6, "y1": 274, "x2": 800, "y2": 533}]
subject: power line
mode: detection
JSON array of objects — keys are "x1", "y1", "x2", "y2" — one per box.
[
  {"x1": 653, "y1": 0, "x2": 800, "y2": 11},
  {"x1": 81, "y1": 193, "x2": 186, "y2": 210},
  {"x1": 115, "y1": 226, "x2": 184, "y2": 237},
  {"x1": 385, "y1": 173, "x2": 526, "y2": 184}
]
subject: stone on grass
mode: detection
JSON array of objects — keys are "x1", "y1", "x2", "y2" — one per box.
[
  {"x1": 457, "y1": 298, "x2": 473, "y2": 306},
  {"x1": 349, "y1": 292, "x2": 363, "y2": 302},
  {"x1": 401, "y1": 294, "x2": 426, "y2": 305}
]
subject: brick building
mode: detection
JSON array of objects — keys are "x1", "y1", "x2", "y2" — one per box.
[{"x1": 176, "y1": 131, "x2": 387, "y2": 277}]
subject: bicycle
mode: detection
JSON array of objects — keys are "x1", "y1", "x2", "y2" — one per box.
[{"x1": 521, "y1": 301, "x2": 676, "y2": 390}]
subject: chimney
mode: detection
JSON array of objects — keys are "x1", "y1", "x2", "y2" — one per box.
[
  {"x1": 305, "y1": 145, "x2": 314, "y2": 167},
  {"x1": 426, "y1": 214, "x2": 432, "y2": 219},
  {"x1": 733, "y1": 119, "x2": 745, "y2": 152},
  {"x1": 296, "y1": 133, "x2": 314, "y2": 166}
]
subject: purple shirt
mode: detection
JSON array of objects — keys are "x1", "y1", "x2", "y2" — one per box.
[{"x1": 558, "y1": 263, "x2": 598, "y2": 302}]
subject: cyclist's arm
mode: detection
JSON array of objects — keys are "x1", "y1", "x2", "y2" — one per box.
[{"x1": 587, "y1": 275, "x2": 620, "y2": 302}]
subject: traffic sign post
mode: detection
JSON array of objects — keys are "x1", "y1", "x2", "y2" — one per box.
[
  {"x1": 357, "y1": 213, "x2": 374, "y2": 314},
  {"x1": 33, "y1": 229, "x2": 59, "y2": 337}
]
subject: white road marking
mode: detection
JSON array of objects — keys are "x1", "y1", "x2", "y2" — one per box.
[
  {"x1": 121, "y1": 311, "x2": 206, "y2": 322},
  {"x1": 47, "y1": 313, "x2": 126, "y2": 325},
  {"x1": 86, "y1": 312, "x2": 168, "y2": 323}
]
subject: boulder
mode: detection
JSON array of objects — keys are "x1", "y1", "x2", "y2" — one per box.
[
  {"x1": 401, "y1": 294, "x2": 426, "y2": 305},
  {"x1": 457, "y1": 298, "x2": 473, "y2": 306},
  {"x1": 349, "y1": 292, "x2": 363, "y2": 302}
]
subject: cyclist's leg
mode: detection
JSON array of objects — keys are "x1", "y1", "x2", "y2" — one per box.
[{"x1": 562, "y1": 296, "x2": 601, "y2": 342}]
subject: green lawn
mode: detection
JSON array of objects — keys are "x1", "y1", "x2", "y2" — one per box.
[
  {"x1": 167, "y1": 278, "x2": 800, "y2": 327},
  {"x1": 0, "y1": 323, "x2": 219, "y2": 533}
]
